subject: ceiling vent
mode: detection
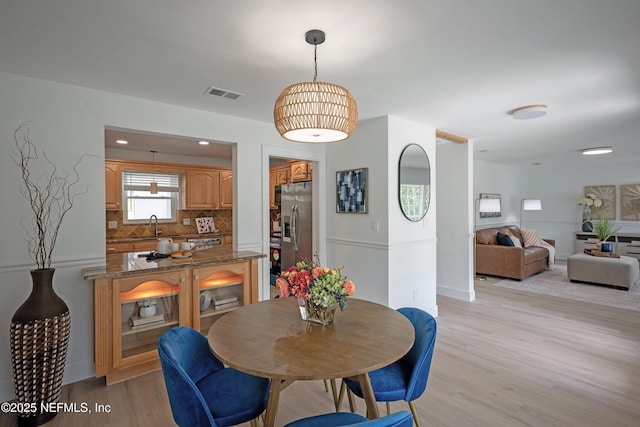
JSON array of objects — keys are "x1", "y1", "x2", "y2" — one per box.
[{"x1": 204, "y1": 86, "x2": 243, "y2": 100}]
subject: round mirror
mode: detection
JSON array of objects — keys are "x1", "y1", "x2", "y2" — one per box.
[{"x1": 398, "y1": 144, "x2": 430, "y2": 221}]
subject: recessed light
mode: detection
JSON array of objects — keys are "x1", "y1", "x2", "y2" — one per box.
[
  {"x1": 531, "y1": 162, "x2": 542, "y2": 166},
  {"x1": 512, "y1": 104, "x2": 548, "y2": 120},
  {"x1": 582, "y1": 146, "x2": 612, "y2": 155},
  {"x1": 198, "y1": 140, "x2": 210, "y2": 145},
  {"x1": 116, "y1": 139, "x2": 128, "y2": 144},
  {"x1": 478, "y1": 149, "x2": 489, "y2": 153}
]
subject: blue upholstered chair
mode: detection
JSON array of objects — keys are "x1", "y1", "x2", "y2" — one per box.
[
  {"x1": 158, "y1": 326, "x2": 270, "y2": 427},
  {"x1": 339, "y1": 308, "x2": 437, "y2": 427},
  {"x1": 284, "y1": 410, "x2": 414, "y2": 427}
]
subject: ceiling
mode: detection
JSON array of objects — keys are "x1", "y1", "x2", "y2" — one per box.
[{"x1": 2, "y1": 0, "x2": 639, "y2": 168}]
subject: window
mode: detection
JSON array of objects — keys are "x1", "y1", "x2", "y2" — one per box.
[
  {"x1": 400, "y1": 184, "x2": 430, "y2": 221},
  {"x1": 122, "y1": 171, "x2": 180, "y2": 224}
]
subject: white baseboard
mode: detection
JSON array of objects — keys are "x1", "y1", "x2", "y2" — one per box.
[{"x1": 437, "y1": 285, "x2": 476, "y2": 302}]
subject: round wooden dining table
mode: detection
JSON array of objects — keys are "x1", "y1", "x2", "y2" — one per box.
[{"x1": 207, "y1": 297, "x2": 414, "y2": 427}]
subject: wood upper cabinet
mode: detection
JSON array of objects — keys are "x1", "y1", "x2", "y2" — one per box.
[
  {"x1": 185, "y1": 168, "x2": 232, "y2": 210},
  {"x1": 290, "y1": 161, "x2": 311, "y2": 182},
  {"x1": 269, "y1": 170, "x2": 277, "y2": 209},
  {"x1": 275, "y1": 167, "x2": 290, "y2": 185},
  {"x1": 185, "y1": 169, "x2": 220, "y2": 209},
  {"x1": 219, "y1": 170, "x2": 233, "y2": 209},
  {"x1": 105, "y1": 162, "x2": 122, "y2": 210}
]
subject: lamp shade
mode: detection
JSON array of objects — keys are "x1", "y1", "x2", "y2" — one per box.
[
  {"x1": 478, "y1": 198, "x2": 501, "y2": 213},
  {"x1": 522, "y1": 199, "x2": 542, "y2": 211},
  {"x1": 274, "y1": 81, "x2": 358, "y2": 143}
]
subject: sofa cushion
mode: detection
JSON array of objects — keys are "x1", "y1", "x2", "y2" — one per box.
[
  {"x1": 521, "y1": 229, "x2": 543, "y2": 247},
  {"x1": 496, "y1": 232, "x2": 515, "y2": 246},
  {"x1": 508, "y1": 234, "x2": 523, "y2": 247},
  {"x1": 523, "y1": 247, "x2": 548, "y2": 264}
]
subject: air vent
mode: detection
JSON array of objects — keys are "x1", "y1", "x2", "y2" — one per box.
[{"x1": 204, "y1": 86, "x2": 243, "y2": 100}]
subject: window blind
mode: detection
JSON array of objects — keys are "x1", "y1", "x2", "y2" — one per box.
[{"x1": 123, "y1": 171, "x2": 180, "y2": 192}]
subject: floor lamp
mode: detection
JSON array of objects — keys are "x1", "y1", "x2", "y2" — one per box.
[
  {"x1": 520, "y1": 199, "x2": 542, "y2": 229},
  {"x1": 474, "y1": 198, "x2": 502, "y2": 280}
]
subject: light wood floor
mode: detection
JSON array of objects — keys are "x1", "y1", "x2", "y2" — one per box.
[{"x1": 2, "y1": 277, "x2": 640, "y2": 427}]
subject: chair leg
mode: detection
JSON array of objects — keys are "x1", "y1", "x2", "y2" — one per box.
[
  {"x1": 329, "y1": 379, "x2": 339, "y2": 411},
  {"x1": 408, "y1": 401, "x2": 422, "y2": 427},
  {"x1": 347, "y1": 387, "x2": 356, "y2": 413},
  {"x1": 386, "y1": 401, "x2": 391, "y2": 415},
  {"x1": 250, "y1": 417, "x2": 257, "y2": 427},
  {"x1": 323, "y1": 379, "x2": 329, "y2": 392}
]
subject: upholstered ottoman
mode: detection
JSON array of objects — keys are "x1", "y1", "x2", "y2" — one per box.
[{"x1": 567, "y1": 253, "x2": 640, "y2": 290}]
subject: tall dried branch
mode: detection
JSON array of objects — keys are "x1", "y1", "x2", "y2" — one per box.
[{"x1": 13, "y1": 122, "x2": 94, "y2": 269}]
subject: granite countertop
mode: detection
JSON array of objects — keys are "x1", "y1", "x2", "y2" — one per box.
[
  {"x1": 83, "y1": 247, "x2": 265, "y2": 280},
  {"x1": 107, "y1": 233, "x2": 230, "y2": 243}
]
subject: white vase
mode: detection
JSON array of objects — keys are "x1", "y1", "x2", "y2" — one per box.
[{"x1": 139, "y1": 305, "x2": 156, "y2": 318}]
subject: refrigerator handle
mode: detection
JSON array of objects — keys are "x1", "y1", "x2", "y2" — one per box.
[{"x1": 292, "y1": 204, "x2": 300, "y2": 251}]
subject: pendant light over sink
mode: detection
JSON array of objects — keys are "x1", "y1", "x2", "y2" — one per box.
[
  {"x1": 274, "y1": 29, "x2": 358, "y2": 143},
  {"x1": 150, "y1": 150, "x2": 158, "y2": 194}
]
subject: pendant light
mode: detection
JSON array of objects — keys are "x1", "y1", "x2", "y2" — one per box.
[
  {"x1": 150, "y1": 150, "x2": 158, "y2": 194},
  {"x1": 274, "y1": 29, "x2": 358, "y2": 143}
]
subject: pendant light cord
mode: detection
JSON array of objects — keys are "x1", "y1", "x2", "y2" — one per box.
[{"x1": 313, "y1": 44, "x2": 318, "y2": 82}]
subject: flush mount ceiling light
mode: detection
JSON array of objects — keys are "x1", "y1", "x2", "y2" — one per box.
[
  {"x1": 198, "y1": 140, "x2": 210, "y2": 145},
  {"x1": 274, "y1": 29, "x2": 358, "y2": 143},
  {"x1": 116, "y1": 139, "x2": 128, "y2": 144},
  {"x1": 582, "y1": 146, "x2": 613, "y2": 155},
  {"x1": 511, "y1": 104, "x2": 548, "y2": 120}
]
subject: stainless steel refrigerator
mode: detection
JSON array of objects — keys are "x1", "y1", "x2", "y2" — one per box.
[{"x1": 281, "y1": 181, "x2": 312, "y2": 269}]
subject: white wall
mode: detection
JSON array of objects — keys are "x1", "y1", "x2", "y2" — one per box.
[
  {"x1": 436, "y1": 141, "x2": 474, "y2": 301},
  {"x1": 326, "y1": 117, "x2": 390, "y2": 305},
  {"x1": 474, "y1": 160, "x2": 529, "y2": 228},
  {"x1": 0, "y1": 71, "x2": 324, "y2": 401},
  {"x1": 387, "y1": 117, "x2": 437, "y2": 315}
]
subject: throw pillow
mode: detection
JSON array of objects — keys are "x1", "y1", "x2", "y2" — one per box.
[
  {"x1": 507, "y1": 234, "x2": 523, "y2": 247},
  {"x1": 521, "y1": 229, "x2": 543, "y2": 247},
  {"x1": 496, "y1": 231, "x2": 515, "y2": 246}
]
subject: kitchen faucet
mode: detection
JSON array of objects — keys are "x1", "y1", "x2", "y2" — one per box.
[{"x1": 149, "y1": 215, "x2": 160, "y2": 236}]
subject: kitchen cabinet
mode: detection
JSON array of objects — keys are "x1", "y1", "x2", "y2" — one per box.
[
  {"x1": 105, "y1": 162, "x2": 122, "y2": 210},
  {"x1": 185, "y1": 168, "x2": 232, "y2": 210},
  {"x1": 192, "y1": 262, "x2": 249, "y2": 334},
  {"x1": 291, "y1": 161, "x2": 311, "y2": 182},
  {"x1": 86, "y1": 251, "x2": 262, "y2": 385},
  {"x1": 269, "y1": 170, "x2": 277, "y2": 209},
  {"x1": 185, "y1": 169, "x2": 220, "y2": 209},
  {"x1": 275, "y1": 167, "x2": 290, "y2": 185},
  {"x1": 219, "y1": 170, "x2": 233, "y2": 209}
]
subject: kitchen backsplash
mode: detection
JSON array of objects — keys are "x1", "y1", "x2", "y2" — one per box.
[{"x1": 106, "y1": 209, "x2": 232, "y2": 239}]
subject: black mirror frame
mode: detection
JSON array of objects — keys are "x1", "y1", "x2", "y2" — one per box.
[{"x1": 398, "y1": 143, "x2": 430, "y2": 222}]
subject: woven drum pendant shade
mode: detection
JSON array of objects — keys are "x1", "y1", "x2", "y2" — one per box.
[{"x1": 274, "y1": 81, "x2": 358, "y2": 143}]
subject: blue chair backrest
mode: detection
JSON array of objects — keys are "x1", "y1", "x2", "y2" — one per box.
[
  {"x1": 158, "y1": 326, "x2": 224, "y2": 427},
  {"x1": 350, "y1": 411, "x2": 414, "y2": 427},
  {"x1": 397, "y1": 308, "x2": 437, "y2": 402}
]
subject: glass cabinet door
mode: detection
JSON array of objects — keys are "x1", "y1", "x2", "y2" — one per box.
[
  {"x1": 114, "y1": 270, "x2": 188, "y2": 365},
  {"x1": 193, "y1": 262, "x2": 249, "y2": 334}
]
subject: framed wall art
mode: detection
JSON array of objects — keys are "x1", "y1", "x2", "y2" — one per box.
[
  {"x1": 479, "y1": 193, "x2": 502, "y2": 218},
  {"x1": 336, "y1": 168, "x2": 368, "y2": 213},
  {"x1": 620, "y1": 184, "x2": 640, "y2": 220},
  {"x1": 584, "y1": 185, "x2": 616, "y2": 219}
]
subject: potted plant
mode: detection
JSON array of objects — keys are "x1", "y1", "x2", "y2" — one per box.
[
  {"x1": 593, "y1": 215, "x2": 621, "y2": 250},
  {"x1": 275, "y1": 258, "x2": 356, "y2": 325},
  {"x1": 10, "y1": 123, "x2": 92, "y2": 426}
]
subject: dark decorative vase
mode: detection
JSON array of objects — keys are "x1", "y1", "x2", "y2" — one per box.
[
  {"x1": 10, "y1": 269, "x2": 71, "y2": 426},
  {"x1": 582, "y1": 207, "x2": 593, "y2": 232}
]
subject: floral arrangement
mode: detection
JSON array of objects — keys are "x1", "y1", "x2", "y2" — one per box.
[
  {"x1": 276, "y1": 259, "x2": 355, "y2": 310},
  {"x1": 578, "y1": 194, "x2": 602, "y2": 208}
]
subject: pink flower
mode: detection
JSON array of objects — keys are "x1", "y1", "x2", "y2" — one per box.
[
  {"x1": 276, "y1": 278, "x2": 290, "y2": 298},
  {"x1": 343, "y1": 279, "x2": 356, "y2": 296},
  {"x1": 311, "y1": 266, "x2": 324, "y2": 279}
]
